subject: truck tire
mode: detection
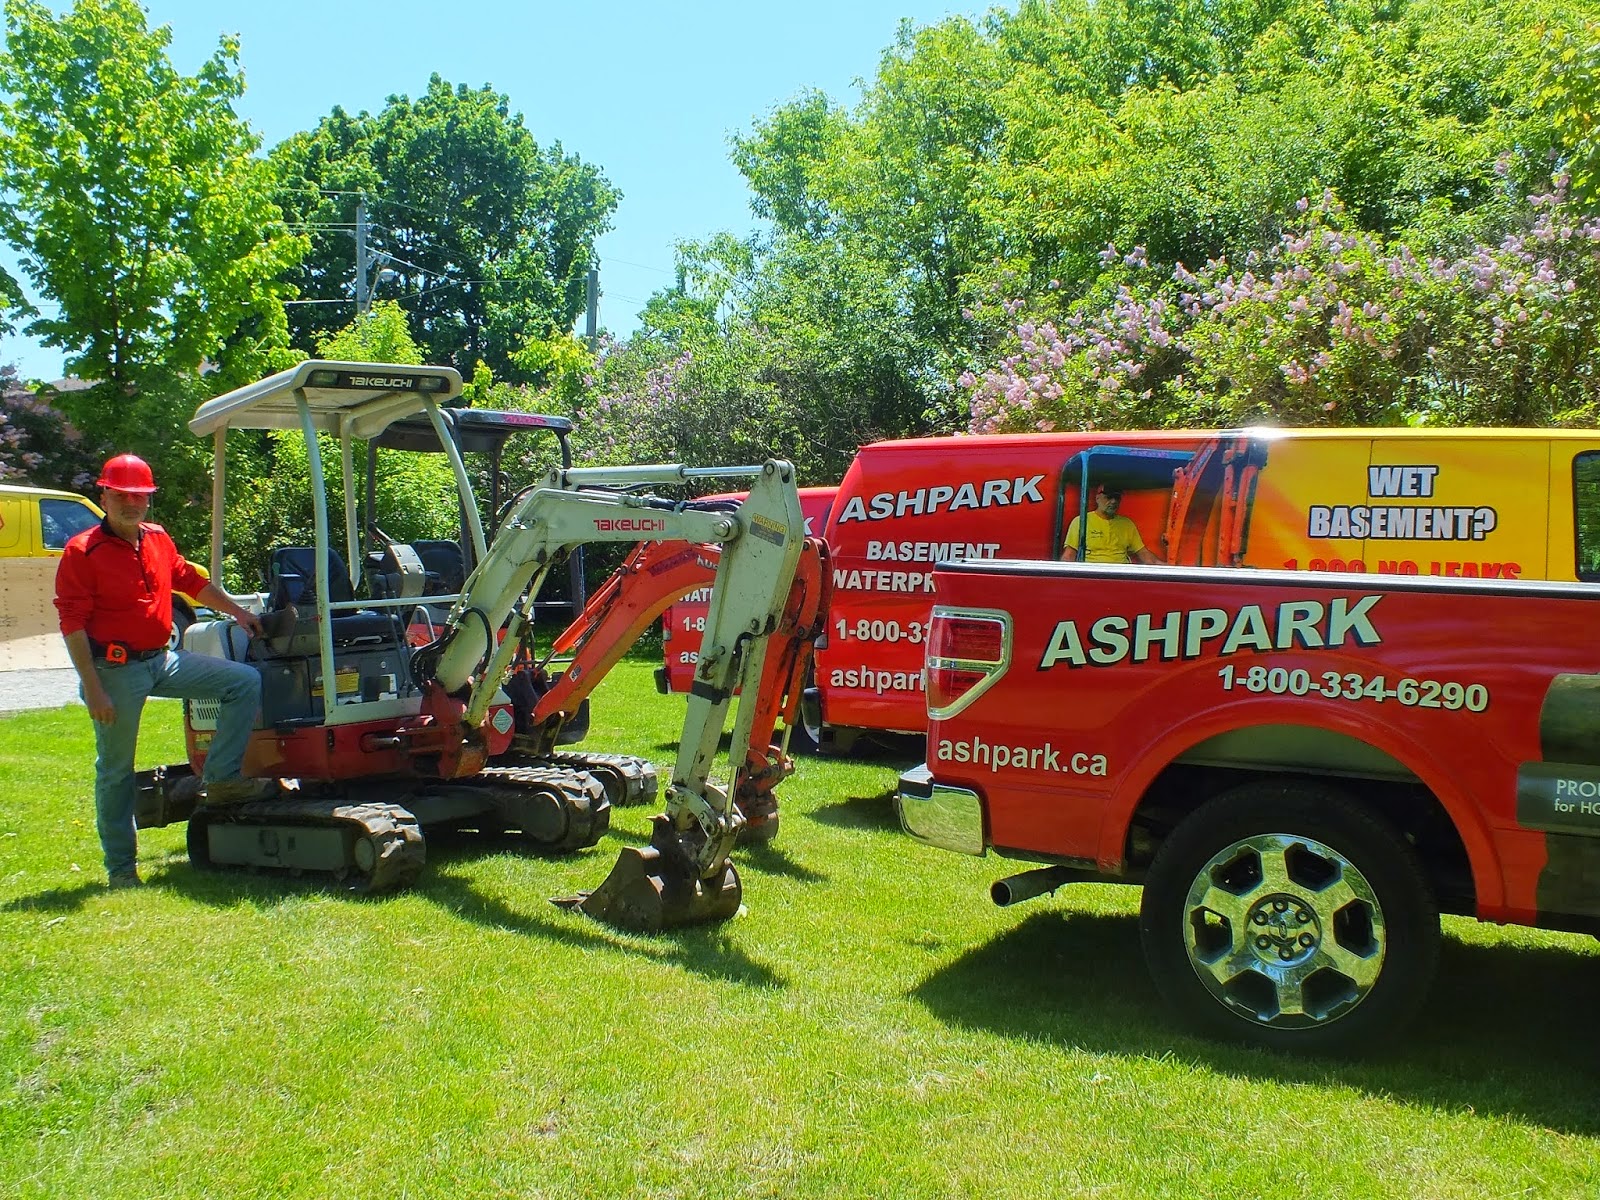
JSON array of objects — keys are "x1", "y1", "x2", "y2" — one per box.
[
  {"x1": 1139, "y1": 779, "x2": 1440, "y2": 1055},
  {"x1": 169, "y1": 600, "x2": 195, "y2": 651},
  {"x1": 788, "y1": 713, "x2": 822, "y2": 756}
]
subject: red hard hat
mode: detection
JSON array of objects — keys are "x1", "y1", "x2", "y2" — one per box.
[{"x1": 96, "y1": 453, "x2": 157, "y2": 494}]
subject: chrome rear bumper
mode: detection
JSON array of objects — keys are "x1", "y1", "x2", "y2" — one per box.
[{"x1": 895, "y1": 763, "x2": 985, "y2": 856}]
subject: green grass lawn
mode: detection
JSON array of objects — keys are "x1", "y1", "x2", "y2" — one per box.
[{"x1": 2, "y1": 660, "x2": 1597, "y2": 1199}]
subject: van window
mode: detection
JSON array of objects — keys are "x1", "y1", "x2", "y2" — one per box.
[
  {"x1": 1575, "y1": 452, "x2": 1600, "y2": 581},
  {"x1": 40, "y1": 497, "x2": 100, "y2": 550}
]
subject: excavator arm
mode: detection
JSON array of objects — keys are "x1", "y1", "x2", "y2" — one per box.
[
  {"x1": 728, "y1": 536, "x2": 830, "y2": 841},
  {"x1": 515, "y1": 538, "x2": 729, "y2": 755},
  {"x1": 413, "y1": 458, "x2": 808, "y2": 931},
  {"x1": 509, "y1": 535, "x2": 830, "y2": 843}
]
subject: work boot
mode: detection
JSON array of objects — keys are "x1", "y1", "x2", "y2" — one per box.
[
  {"x1": 169, "y1": 774, "x2": 204, "y2": 809},
  {"x1": 201, "y1": 777, "x2": 279, "y2": 807},
  {"x1": 108, "y1": 871, "x2": 143, "y2": 890}
]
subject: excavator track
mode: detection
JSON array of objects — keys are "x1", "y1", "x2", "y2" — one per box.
[
  {"x1": 187, "y1": 799, "x2": 426, "y2": 894},
  {"x1": 461, "y1": 765, "x2": 612, "y2": 853},
  {"x1": 507, "y1": 749, "x2": 659, "y2": 808}
]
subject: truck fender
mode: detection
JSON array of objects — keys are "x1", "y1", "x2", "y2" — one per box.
[{"x1": 1097, "y1": 694, "x2": 1504, "y2": 914}]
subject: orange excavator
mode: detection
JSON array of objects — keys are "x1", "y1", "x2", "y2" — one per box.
[{"x1": 494, "y1": 531, "x2": 831, "y2": 843}]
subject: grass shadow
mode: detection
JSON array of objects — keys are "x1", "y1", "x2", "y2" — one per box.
[
  {"x1": 143, "y1": 834, "x2": 790, "y2": 994},
  {"x1": 152, "y1": 860, "x2": 394, "y2": 908},
  {"x1": 807, "y1": 787, "x2": 901, "y2": 833},
  {"x1": 737, "y1": 839, "x2": 828, "y2": 884},
  {"x1": 128, "y1": 818, "x2": 663, "y2": 909},
  {"x1": 424, "y1": 867, "x2": 789, "y2": 990},
  {"x1": 910, "y1": 909, "x2": 1600, "y2": 1135},
  {"x1": 3, "y1": 881, "x2": 108, "y2": 914}
]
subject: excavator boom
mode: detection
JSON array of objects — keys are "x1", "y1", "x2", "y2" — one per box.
[
  {"x1": 408, "y1": 457, "x2": 809, "y2": 930},
  {"x1": 504, "y1": 534, "x2": 829, "y2": 842}
]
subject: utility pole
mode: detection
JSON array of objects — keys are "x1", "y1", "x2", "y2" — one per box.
[
  {"x1": 584, "y1": 265, "x2": 599, "y2": 350},
  {"x1": 355, "y1": 196, "x2": 371, "y2": 316}
]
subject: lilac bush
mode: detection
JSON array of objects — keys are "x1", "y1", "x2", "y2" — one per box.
[
  {"x1": 0, "y1": 367, "x2": 101, "y2": 487},
  {"x1": 572, "y1": 342, "x2": 696, "y2": 466},
  {"x1": 964, "y1": 188, "x2": 1600, "y2": 433}
]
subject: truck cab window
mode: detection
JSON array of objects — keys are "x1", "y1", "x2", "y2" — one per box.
[{"x1": 1576, "y1": 452, "x2": 1600, "y2": 580}]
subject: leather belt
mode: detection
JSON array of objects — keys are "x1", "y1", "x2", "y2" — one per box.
[{"x1": 94, "y1": 642, "x2": 165, "y2": 664}]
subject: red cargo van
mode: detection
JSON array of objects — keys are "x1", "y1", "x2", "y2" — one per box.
[
  {"x1": 657, "y1": 486, "x2": 836, "y2": 695},
  {"x1": 805, "y1": 427, "x2": 1600, "y2": 751}
]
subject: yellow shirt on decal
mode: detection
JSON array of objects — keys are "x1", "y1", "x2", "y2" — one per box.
[{"x1": 1064, "y1": 511, "x2": 1148, "y2": 563}]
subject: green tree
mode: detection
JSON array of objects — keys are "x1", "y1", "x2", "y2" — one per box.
[
  {"x1": 272, "y1": 76, "x2": 620, "y2": 380},
  {"x1": 316, "y1": 299, "x2": 423, "y2": 366},
  {"x1": 0, "y1": 0, "x2": 304, "y2": 447},
  {"x1": 578, "y1": 235, "x2": 808, "y2": 477},
  {"x1": 718, "y1": 0, "x2": 1582, "y2": 447},
  {"x1": 734, "y1": 19, "x2": 1007, "y2": 374},
  {"x1": 976, "y1": 0, "x2": 1568, "y2": 304},
  {"x1": 1539, "y1": 19, "x2": 1600, "y2": 207}
]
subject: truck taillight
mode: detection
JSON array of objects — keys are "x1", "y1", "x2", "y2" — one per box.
[{"x1": 927, "y1": 607, "x2": 1012, "y2": 718}]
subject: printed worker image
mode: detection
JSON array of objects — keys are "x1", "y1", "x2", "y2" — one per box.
[
  {"x1": 1062, "y1": 485, "x2": 1163, "y2": 564},
  {"x1": 54, "y1": 453, "x2": 272, "y2": 890}
]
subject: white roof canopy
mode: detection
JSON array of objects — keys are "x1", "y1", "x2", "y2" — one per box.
[{"x1": 188, "y1": 360, "x2": 464, "y2": 440}]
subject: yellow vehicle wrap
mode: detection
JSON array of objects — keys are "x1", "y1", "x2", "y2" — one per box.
[{"x1": 0, "y1": 483, "x2": 208, "y2": 671}]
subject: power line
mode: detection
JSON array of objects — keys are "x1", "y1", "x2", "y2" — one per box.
[
  {"x1": 375, "y1": 252, "x2": 451, "y2": 282},
  {"x1": 607, "y1": 258, "x2": 675, "y2": 276}
]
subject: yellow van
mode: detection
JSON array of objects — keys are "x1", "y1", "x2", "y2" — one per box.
[{"x1": 0, "y1": 483, "x2": 206, "y2": 671}]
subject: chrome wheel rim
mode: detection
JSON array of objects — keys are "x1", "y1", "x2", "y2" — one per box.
[{"x1": 1181, "y1": 833, "x2": 1386, "y2": 1029}]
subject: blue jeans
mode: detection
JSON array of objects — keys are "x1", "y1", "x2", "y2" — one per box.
[{"x1": 85, "y1": 650, "x2": 262, "y2": 877}]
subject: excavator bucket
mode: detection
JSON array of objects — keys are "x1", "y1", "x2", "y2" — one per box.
[{"x1": 553, "y1": 815, "x2": 742, "y2": 933}]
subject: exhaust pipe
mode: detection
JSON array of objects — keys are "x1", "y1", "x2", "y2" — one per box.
[{"x1": 991, "y1": 865, "x2": 1080, "y2": 907}]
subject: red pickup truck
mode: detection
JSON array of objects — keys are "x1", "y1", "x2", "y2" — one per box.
[{"x1": 897, "y1": 558, "x2": 1600, "y2": 1053}]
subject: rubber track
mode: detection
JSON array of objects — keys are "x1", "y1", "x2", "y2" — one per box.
[
  {"x1": 469, "y1": 764, "x2": 613, "y2": 852},
  {"x1": 189, "y1": 799, "x2": 426, "y2": 894},
  {"x1": 535, "y1": 750, "x2": 659, "y2": 807}
]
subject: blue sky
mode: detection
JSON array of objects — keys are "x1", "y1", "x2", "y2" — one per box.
[{"x1": 0, "y1": 0, "x2": 984, "y2": 381}]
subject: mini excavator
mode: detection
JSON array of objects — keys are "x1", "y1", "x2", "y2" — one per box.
[{"x1": 133, "y1": 361, "x2": 811, "y2": 931}]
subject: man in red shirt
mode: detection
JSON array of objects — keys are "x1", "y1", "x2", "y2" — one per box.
[{"x1": 54, "y1": 454, "x2": 269, "y2": 889}]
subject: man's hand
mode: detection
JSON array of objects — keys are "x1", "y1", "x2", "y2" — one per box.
[
  {"x1": 84, "y1": 676, "x2": 116, "y2": 725},
  {"x1": 197, "y1": 582, "x2": 262, "y2": 638}
]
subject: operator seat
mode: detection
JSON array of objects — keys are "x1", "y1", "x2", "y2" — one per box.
[
  {"x1": 265, "y1": 546, "x2": 397, "y2": 649},
  {"x1": 410, "y1": 539, "x2": 466, "y2": 595}
]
